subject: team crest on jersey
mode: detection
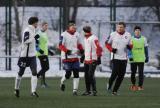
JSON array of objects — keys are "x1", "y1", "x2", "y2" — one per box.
[{"x1": 125, "y1": 36, "x2": 128, "y2": 39}]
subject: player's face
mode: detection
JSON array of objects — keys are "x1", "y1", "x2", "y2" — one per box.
[
  {"x1": 42, "y1": 24, "x2": 48, "y2": 31},
  {"x1": 68, "y1": 25, "x2": 76, "y2": 33},
  {"x1": 134, "y1": 29, "x2": 141, "y2": 37},
  {"x1": 33, "y1": 23, "x2": 38, "y2": 28},
  {"x1": 117, "y1": 24, "x2": 125, "y2": 33}
]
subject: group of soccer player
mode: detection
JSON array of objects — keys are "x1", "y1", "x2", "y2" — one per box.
[{"x1": 14, "y1": 16, "x2": 149, "y2": 98}]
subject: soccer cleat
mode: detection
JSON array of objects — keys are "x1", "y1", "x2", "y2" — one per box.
[
  {"x1": 41, "y1": 83, "x2": 49, "y2": 88},
  {"x1": 81, "y1": 91, "x2": 91, "y2": 96},
  {"x1": 73, "y1": 91, "x2": 78, "y2": 96},
  {"x1": 130, "y1": 85, "x2": 138, "y2": 91},
  {"x1": 112, "y1": 92, "x2": 119, "y2": 96},
  {"x1": 92, "y1": 91, "x2": 97, "y2": 96},
  {"x1": 60, "y1": 84, "x2": 65, "y2": 91},
  {"x1": 14, "y1": 89, "x2": 20, "y2": 98},
  {"x1": 137, "y1": 86, "x2": 144, "y2": 91},
  {"x1": 31, "y1": 92, "x2": 39, "y2": 97}
]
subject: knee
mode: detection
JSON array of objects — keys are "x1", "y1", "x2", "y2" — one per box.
[
  {"x1": 32, "y1": 71, "x2": 37, "y2": 76},
  {"x1": 73, "y1": 69, "x2": 79, "y2": 78},
  {"x1": 65, "y1": 71, "x2": 71, "y2": 79}
]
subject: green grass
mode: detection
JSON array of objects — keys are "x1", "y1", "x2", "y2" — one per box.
[{"x1": 0, "y1": 77, "x2": 160, "y2": 108}]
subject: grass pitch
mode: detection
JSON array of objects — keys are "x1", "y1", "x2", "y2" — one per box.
[{"x1": 0, "y1": 77, "x2": 160, "y2": 108}]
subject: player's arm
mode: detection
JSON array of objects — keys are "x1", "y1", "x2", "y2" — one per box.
[
  {"x1": 35, "y1": 34, "x2": 44, "y2": 54},
  {"x1": 23, "y1": 30, "x2": 36, "y2": 44},
  {"x1": 144, "y1": 37, "x2": 149, "y2": 63},
  {"x1": 105, "y1": 35, "x2": 113, "y2": 52},
  {"x1": 77, "y1": 34, "x2": 84, "y2": 55},
  {"x1": 59, "y1": 35, "x2": 68, "y2": 53}
]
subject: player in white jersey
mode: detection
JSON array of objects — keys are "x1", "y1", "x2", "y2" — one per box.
[
  {"x1": 81, "y1": 26, "x2": 102, "y2": 96},
  {"x1": 105, "y1": 22, "x2": 132, "y2": 95},
  {"x1": 14, "y1": 17, "x2": 39, "y2": 97},
  {"x1": 59, "y1": 21, "x2": 84, "y2": 95}
]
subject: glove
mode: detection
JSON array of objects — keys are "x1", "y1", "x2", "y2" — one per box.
[
  {"x1": 129, "y1": 58, "x2": 133, "y2": 62},
  {"x1": 36, "y1": 39, "x2": 39, "y2": 44},
  {"x1": 145, "y1": 57, "x2": 149, "y2": 63},
  {"x1": 66, "y1": 50, "x2": 72, "y2": 55},
  {"x1": 97, "y1": 57, "x2": 101, "y2": 65},
  {"x1": 112, "y1": 48, "x2": 117, "y2": 54},
  {"x1": 80, "y1": 50, "x2": 84, "y2": 55},
  {"x1": 80, "y1": 55, "x2": 85, "y2": 63},
  {"x1": 127, "y1": 45, "x2": 132, "y2": 50},
  {"x1": 35, "y1": 34, "x2": 40, "y2": 39},
  {"x1": 39, "y1": 49, "x2": 44, "y2": 54}
]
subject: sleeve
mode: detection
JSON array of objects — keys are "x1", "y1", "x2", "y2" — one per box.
[
  {"x1": 23, "y1": 30, "x2": 35, "y2": 44},
  {"x1": 127, "y1": 33, "x2": 133, "y2": 49},
  {"x1": 105, "y1": 34, "x2": 113, "y2": 52},
  {"x1": 77, "y1": 34, "x2": 84, "y2": 51},
  {"x1": 94, "y1": 37, "x2": 103, "y2": 57},
  {"x1": 59, "y1": 34, "x2": 68, "y2": 52},
  {"x1": 35, "y1": 33, "x2": 41, "y2": 51},
  {"x1": 144, "y1": 37, "x2": 148, "y2": 47}
]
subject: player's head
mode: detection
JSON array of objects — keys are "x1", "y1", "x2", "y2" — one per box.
[
  {"x1": 41, "y1": 21, "x2": 48, "y2": 31},
  {"x1": 117, "y1": 22, "x2": 126, "y2": 33},
  {"x1": 83, "y1": 26, "x2": 92, "y2": 37},
  {"x1": 67, "y1": 21, "x2": 76, "y2": 34},
  {"x1": 28, "y1": 17, "x2": 39, "y2": 28},
  {"x1": 134, "y1": 26, "x2": 141, "y2": 37}
]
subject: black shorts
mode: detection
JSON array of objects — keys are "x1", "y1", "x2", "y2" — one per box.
[{"x1": 17, "y1": 57, "x2": 36, "y2": 68}]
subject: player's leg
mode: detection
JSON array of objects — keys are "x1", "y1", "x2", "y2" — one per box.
[
  {"x1": 60, "y1": 62, "x2": 72, "y2": 91},
  {"x1": 30, "y1": 57, "x2": 39, "y2": 97},
  {"x1": 89, "y1": 62, "x2": 97, "y2": 96},
  {"x1": 82, "y1": 63, "x2": 91, "y2": 96},
  {"x1": 107, "y1": 59, "x2": 119, "y2": 91},
  {"x1": 112, "y1": 60, "x2": 127, "y2": 95},
  {"x1": 137, "y1": 63, "x2": 144, "y2": 90},
  {"x1": 37, "y1": 56, "x2": 49, "y2": 87},
  {"x1": 14, "y1": 67, "x2": 25, "y2": 97},
  {"x1": 130, "y1": 63, "x2": 138, "y2": 91},
  {"x1": 72, "y1": 61, "x2": 80, "y2": 95}
]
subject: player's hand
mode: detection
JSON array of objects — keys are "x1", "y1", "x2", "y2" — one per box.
[
  {"x1": 129, "y1": 58, "x2": 133, "y2": 62},
  {"x1": 127, "y1": 45, "x2": 132, "y2": 50},
  {"x1": 80, "y1": 55, "x2": 85, "y2": 63},
  {"x1": 80, "y1": 50, "x2": 84, "y2": 55},
  {"x1": 145, "y1": 57, "x2": 149, "y2": 63},
  {"x1": 39, "y1": 49, "x2": 44, "y2": 54},
  {"x1": 97, "y1": 57, "x2": 101, "y2": 65},
  {"x1": 66, "y1": 50, "x2": 72, "y2": 55},
  {"x1": 112, "y1": 48, "x2": 117, "y2": 54},
  {"x1": 35, "y1": 34, "x2": 40, "y2": 39}
]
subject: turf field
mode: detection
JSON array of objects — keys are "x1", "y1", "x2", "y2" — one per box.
[{"x1": 0, "y1": 78, "x2": 160, "y2": 108}]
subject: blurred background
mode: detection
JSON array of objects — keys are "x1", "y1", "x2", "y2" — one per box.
[{"x1": 0, "y1": 0, "x2": 160, "y2": 77}]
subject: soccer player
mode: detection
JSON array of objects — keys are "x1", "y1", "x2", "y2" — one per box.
[
  {"x1": 59, "y1": 21, "x2": 84, "y2": 95},
  {"x1": 105, "y1": 22, "x2": 132, "y2": 95},
  {"x1": 81, "y1": 26, "x2": 102, "y2": 96},
  {"x1": 36, "y1": 22, "x2": 50, "y2": 88},
  {"x1": 128, "y1": 26, "x2": 149, "y2": 91},
  {"x1": 14, "y1": 17, "x2": 39, "y2": 97}
]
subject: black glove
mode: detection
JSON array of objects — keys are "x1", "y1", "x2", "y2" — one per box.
[
  {"x1": 112, "y1": 48, "x2": 117, "y2": 54},
  {"x1": 129, "y1": 58, "x2": 133, "y2": 62},
  {"x1": 127, "y1": 45, "x2": 132, "y2": 50},
  {"x1": 80, "y1": 50, "x2": 84, "y2": 55},
  {"x1": 66, "y1": 50, "x2": 72, "y2": 55},
  {"x1": 145, "y1": 57, "x2": 149, "y2": 63},
  {"x1": 39, "y1": 49, "x2": 44, "y2": 54},
  {"x1": 80, "y1": 55, "x2": 85, "y2": 63},
  {"x1": 35, "y1": 34, "x2": 40, "y2": 39},
  {"x1": 97, "y1": 57, "x2": 101, "y2": 65},
  {"x1": 48, "y1": 49, "x2": 54, "y2": 56},
  {"x1": 36, "y1": 39, "x2": 39, "y2": 44}
]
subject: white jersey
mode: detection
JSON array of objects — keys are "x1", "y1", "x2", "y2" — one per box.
[
  {"x1": 84, "y1": 35, "x2": 99, "y2": 61},
  {"x1": 20, "y1": 25, "x2": 36, "y2": 57},
  {"x1": 108, "y1": 31, "x2": 132, "y2": 60},
  {"x1": 60, "y1": 31, "x2": 82, "y2": 60}
]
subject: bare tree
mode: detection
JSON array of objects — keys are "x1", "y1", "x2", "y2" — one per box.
[
  {"x1": 71, "y1": 0, "x2": 79, "y2": 21},
  {"x1": 13, "y1": 0, "x2": 21, "y2": 41}
]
